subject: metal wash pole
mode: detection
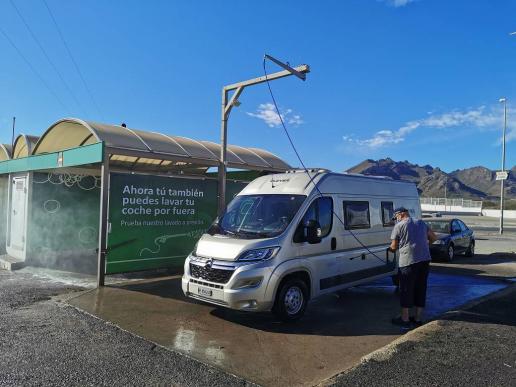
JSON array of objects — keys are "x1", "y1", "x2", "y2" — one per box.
[
  {"x1": 218, "y1": 55, "x2": 310, "y2": 216},
  {"x1": 499, "y1": 97, "x2": 507, "y2": 235},
  {"x1": 97, "y1": 147, "x2": 110, "y2": 287}
]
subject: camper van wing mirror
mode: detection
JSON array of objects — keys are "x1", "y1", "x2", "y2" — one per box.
[
  {"x1": 305, "y1": 219, "x2": 322, "y2": 244},
  {"x1": 207, "y1": 221, "x2": 222, "y2": 236}
]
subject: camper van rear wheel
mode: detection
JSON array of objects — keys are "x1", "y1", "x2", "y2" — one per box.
[{"x1": 273, "y1": 278, "x2": 308, "y2": 322}]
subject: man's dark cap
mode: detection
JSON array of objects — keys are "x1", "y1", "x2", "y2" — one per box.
[{"x1": 393, "y1": 207, "x2": 409, "y2": 218}]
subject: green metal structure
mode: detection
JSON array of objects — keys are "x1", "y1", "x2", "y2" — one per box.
[{"x1": 0, "y1": 118, "x2": 290, "y2": 286}]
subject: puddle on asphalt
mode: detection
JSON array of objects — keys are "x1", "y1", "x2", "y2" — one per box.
[{"x1": 360, "y1": 272, "x2": 507, "y2": 319}]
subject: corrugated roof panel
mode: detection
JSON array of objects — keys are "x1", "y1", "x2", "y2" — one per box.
[
  {"x1": 0, "y1": 144, "x2": 12, "y2": 161},
  {"x1": 88, "y1": 122, "x2": 149, "y2": 151},
  {"x1": 132, "y1": 130, "x2": 190, "y2": 156},
  {"x1": 13, "y1": 134, "x2": 40, "y2": 159},
  {"x1": 248, "y1": 147, "x2": 291, "y2": 170},
  {"x1": 110, "y1": 155, "x2": 139, "y2": 163},
  {"x1": 32, "y1": 120, "x2": 97, "y2": 154},
  {"x1": 200, "y1": 141, "x2": 245, "y2": 165},
  {"x1": 135, "y1": 157, "x2": 163, "y2": 165},
  {"x1": 31, "y1": 118, "x2": 291, "y2": 172},
  {"x1": 228, "y1": 145, "x2": 271, "y2": 168},
  {"x1": 169, "y1": 136, "x2": 218, "y2": 160}
]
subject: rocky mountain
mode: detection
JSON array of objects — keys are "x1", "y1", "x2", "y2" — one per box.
[{"x1": 346, "y1": 158, "x2": 516, "y2": 200}]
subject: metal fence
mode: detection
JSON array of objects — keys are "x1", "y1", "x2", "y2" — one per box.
[{"x1": 420, "y1": 197, "x2": 483, "y2": 209}]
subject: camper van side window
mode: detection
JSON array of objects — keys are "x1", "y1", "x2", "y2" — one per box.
[
  {"x1": 343, "y1": 201, "x2": 370, "y2": 230},
  {"x1": 381, "y1": 202, "x2": 395, "y2": 227},
  {"x1": 293, "y1": 197, "x2": 333, "y2": 242}
]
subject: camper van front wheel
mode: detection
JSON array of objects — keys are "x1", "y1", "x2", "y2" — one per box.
[{"x1": 273, "y1": 278, "x2": 308, "y2": 322}]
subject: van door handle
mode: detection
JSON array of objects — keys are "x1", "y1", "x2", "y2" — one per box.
[{"x1": 331, "y1": 237, "x2": 336, "y2": 251}]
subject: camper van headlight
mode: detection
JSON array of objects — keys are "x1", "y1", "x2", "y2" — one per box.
[
  {"x1": 192, "y1": 241, "x2": 199, "y2": 256},
  {"x1": 238, "y1": 247, "x2": 280, "y2": 262}
]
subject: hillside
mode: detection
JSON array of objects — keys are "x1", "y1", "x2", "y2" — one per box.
[{"x1": 346, "y1": 158, "x2": 516, "y2": 200}]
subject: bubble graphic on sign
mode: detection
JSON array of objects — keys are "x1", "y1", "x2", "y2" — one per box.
[
  {"x1": 43, "y1": 199, "x2": 61, "y2": 214},
  {"x1": 33, "y1": 172, "x2": 100, "y2": 191},
  {"x1": 77, "y1": 175, "x2": 99, "y2": 190},
  {"x1": 78, "y1": 227, "x2": 97, "y2": 245}
]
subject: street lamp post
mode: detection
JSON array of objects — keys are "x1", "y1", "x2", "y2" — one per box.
[
  {"x1": 217, "y1": 56, "x2": 309, "y2": 216},
  {"x1": 499, "y1": 97, "x2": 507, "y2": 235}
]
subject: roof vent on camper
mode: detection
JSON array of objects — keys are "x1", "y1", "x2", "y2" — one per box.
[{"x1": 286, "y1": 168, "x2": 331, "y2": 174}]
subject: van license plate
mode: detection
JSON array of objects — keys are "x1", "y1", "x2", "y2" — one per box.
[{"x1": 198, "y1": 287, "x2": 212, "y2": 297}]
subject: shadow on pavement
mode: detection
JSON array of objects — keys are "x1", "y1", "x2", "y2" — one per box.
[
  {"x1": 116, "y1": 276, "x2": 403, "y2": 337},
  {"x1": 112, "y1": 268, "x2": 509, "y2": 336},
  {"x1": 430, "y1": 253, "x2": 516, "y2": 280}
]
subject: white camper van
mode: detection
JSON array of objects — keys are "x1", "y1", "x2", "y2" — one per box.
[{"x1": 182, "y1": 169, "x2": 421, "y2": 321}]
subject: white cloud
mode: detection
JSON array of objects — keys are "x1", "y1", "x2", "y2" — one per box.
[
  {"x1": 343, "y1": 130, "x2": 405, "y2": 148},
  {"x1": 380, "y1": 0, "x2": 417, "y2": 8},
  {"x1": 247, "y1": 103, "x2": 303, "y2": 128},
  {"x1": 344, "y1": 105, "x2": 513, "y2": 149}
]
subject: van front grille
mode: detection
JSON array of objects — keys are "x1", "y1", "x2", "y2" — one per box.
[
  {"x1": 189, "y1": 278, "x2": 224, "y2": 289},
  {"x1": 190, "y1": 263, "x2": 234, "y2": 284}
]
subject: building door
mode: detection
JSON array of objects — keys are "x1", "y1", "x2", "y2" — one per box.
[{"x1": 9, "y1": 176, "x2": 28, "y2": 259}]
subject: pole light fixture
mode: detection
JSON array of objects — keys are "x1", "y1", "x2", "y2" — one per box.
[
  {"x1": 217, "y1": 55, "x2": 310, "y2": 216},
  {"x1": 498, "y1": 97, "x2": 507, "y2": 234}
]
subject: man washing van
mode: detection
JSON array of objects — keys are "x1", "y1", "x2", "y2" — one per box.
[{"x1": 390, "y1": 207, "x2": 437, "y2": 330}]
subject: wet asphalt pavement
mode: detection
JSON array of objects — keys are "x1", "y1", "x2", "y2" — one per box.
[
  {"x1": 65, "y1": 268, "x2": 510, "y2": 386},
  {"x1": 2, "y1": 268, "x2": 512, "y2": 387},
  {"x1": 0, "y1": 271, "x2": 252, "y2": 387},
  {"x1": 326, "y1": 285, "x2": 516, "y2": 387},
  {"x1": 1, "y1": 215, "x2": 515, "y2": 386}
]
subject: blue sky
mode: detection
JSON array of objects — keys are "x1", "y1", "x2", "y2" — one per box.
[{"x1": 1, "y1": 0, "x2": 515, "y2": 172}]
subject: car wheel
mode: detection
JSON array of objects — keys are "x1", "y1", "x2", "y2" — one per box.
[
  {"x1": 273, "y1": 278, "x2": 308, "y2": 322},
  {"x1": 465, "y1": 241, "x2": 475, "y2": 257},
  {"x1": 445, "y1": 244, "x2": 454, "y2": 262}
]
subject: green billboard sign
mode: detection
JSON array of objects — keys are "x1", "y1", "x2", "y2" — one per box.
[{"x1": 107, "y1": 173, "x2": 246, "y2": 274}]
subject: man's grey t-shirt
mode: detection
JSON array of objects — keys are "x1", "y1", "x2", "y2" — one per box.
[{"x1": 390, "y1": 217, "x2": 431, "y2": 267}]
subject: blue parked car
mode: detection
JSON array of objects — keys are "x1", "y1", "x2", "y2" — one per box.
[{"x1": 425, "y1": 219, "x2": 475, "y2": 261}]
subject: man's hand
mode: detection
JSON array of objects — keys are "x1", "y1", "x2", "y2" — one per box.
[
  {"x1": 427, "y1": 228, "x2": 437, "y2": 244},
  {"x1": 389, "y1": 239, "x2": 398, "y2": 252}
]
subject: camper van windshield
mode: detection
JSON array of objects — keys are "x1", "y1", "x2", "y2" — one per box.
[{"x1": 215, "y1": 194, "x2": 306, "y2": 239}]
